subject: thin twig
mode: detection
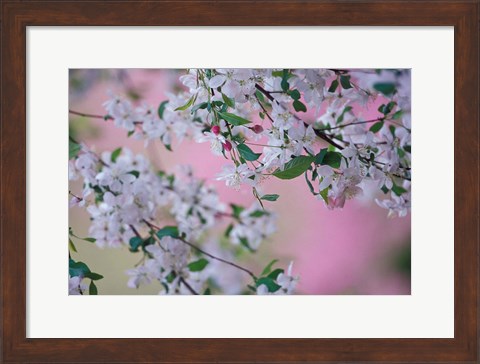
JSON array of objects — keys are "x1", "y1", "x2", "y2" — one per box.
[
  {"x1": 179, "y1": 277, "x2": 199, "y2": 295},
  {"x1": 69, "y1": 109, "x2": 111, "y2": 120},
  {"x1": 143, "y1": 220, "x2": 256, "y2": 279}
]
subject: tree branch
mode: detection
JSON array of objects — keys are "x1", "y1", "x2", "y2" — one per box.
[{"x1": 143, "y1": 220, "x2": 256, "y2": 279}]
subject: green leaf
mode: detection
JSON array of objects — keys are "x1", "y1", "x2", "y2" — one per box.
[
  {"x1": 369, "y1": 121, "x2": 384, "y2": 133},
  {"x1": 314, "y1": 148, "x2": 328, "y2": 165},
  {"x1": 89, "y1": 281, "x2": 98, "y2": 295},
  {"x1": 69, "y1": 260, "x2": 91, "y2": 277},
  {"x1": 222, "y1": 93, "x2": 235, "y2": 108},
  {"x1": 374, "y1": 82, "x2": 396, "y2": 96},
  {"x1": 328, "y1": 80, "x2": 339, "y2": 93},
  {"x1": 289, "y1": 89, "x2": 301, "y2": 100},
  {"x1": 230, "y1": 204, "x2": 245, "y2": 219},
  {"x1": 217, "y1": 112, "x2": 251, "y2": 126},
  {"x1": 204, "y1": 288, "x2": 211, "y2": 295},
  {"x1": 239, "y1": 237, "x2": 255, "y2": 252},
  {"x1": 166, "y1": 271, "x2": 176, "y2": 283},
  {"x1": 129, "y1": 236, "x2": 143, "y2": 252},
  {"x1": 249, "y1": 210, "x2": 269, "y2": 218},
  {"x1": 128, "y1": 170, "x2": 140, "y2": 178},
  {"x1": 260, "y1": 194, "x2": 279, "y2": 202},
  {"x1": 261, "y1": 259, "x2": 279, "y2": 276},
  {"x1": 69, "y1": 138, "x2": 81, "y2": 160},
  {"x1": 174, "y1": 95, "x2": 195, "y2": 111},
  {"x1": 255, "y1": 90, "x2": 265, "y2": 103},
  {"x1": 392, "y1": 184, "x2": 407, "y2": 196},
  {"x1": 320, "y1": 152, "x2": 342, "y2": 168},
  {"x1": 85, "y1": 272, "x2": 104, "y2": 280},
  {"x1": 111, "y1": 147, "x2": 122, "y2": 163},
  {"x1": 267, "y1": 268, "x2": 284, "y2": 280},
  {"x1": 293, "y1": 100, "x2": 307, "y2": 112},
  {"x1": 340, "y1": 75, "x2": 352, "y2": 89},
  {"x1": 281, "y1": 69, "x2": 290, "y2": 91},
  {"x1": 157, "y1": 100, "x2": 169, "y2": 119},
  {"x1": 237, "y1": 143, "x2": 261, "y2": 161},
  {"x1": 304, "y1": 171, "x2": 316, "y2": 195},
  {"x1": 156, "y1": 226, "x2": 179, "y2": 239},
  {"x1": 224, "y1": 224, "x2": 234, "y2": 237},
  {"x1": 319, "y1": 187, "x2": 329, "y2": 204},
  {"x1": 68, "y1": 238, "x2": 77, "y2": 253},
  {"x1": 188, "y1": 258, "x2": 209, "y2": 272},
  {"x1": 69, "y1": 229, "x2": 96, "y2": 243},
  {"x1": 255, "y1": 277, "x2": 281, "y2": 293},
  {"x1": 392, "y1": 110, "x2": 403, "y2": 120},
  {"x1": 273, "y1": 156, "x2": 314, "y2": 180},
  {"x1": 378, "y1": 101, "x2": 396, "y2": 115},
  {"x1": 191, "y1": 102, "x2": 209, "y2": 114}
]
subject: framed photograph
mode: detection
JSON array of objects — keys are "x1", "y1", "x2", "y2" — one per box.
[{"x1": 1, "y1": 1, "x2": 478, "y2": 363}]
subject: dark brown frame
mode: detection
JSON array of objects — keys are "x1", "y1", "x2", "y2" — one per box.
[{"x1": 1, "y1": 1, "x2": 478, "y2": 363}]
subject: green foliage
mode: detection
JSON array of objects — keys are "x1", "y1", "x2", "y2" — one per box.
[
  {"x1": 260, "y1": 194, "x2": 279, "y2": 202},
  {"x1": 293, "y1": 100, "x2": 307, "y2": 112},
  {"x1": 261, "y1": 259, "x2": 279, "y2": 276},
  {"x1": 69, "y1": 228, "x2": 96, "y2": 243},
  {"x1": 392, "y1": 110, "x2": 403, "y2": 120},
  {"x1": 111, "y1": 147, "x2": 122, "y2": 162},
  {"x1": 378, "y1": 101, "x2": 396, "y2": 115},
  {"x1": 191, "y1": 102, "x2": 209, "y2": 114},
  {"x1": 188, "y1": 258, "x2": 209, "y2": 272},
  {"x1": 68, "y1": 238, "x2": 77, "y2": 253},
  {"x1": 69, "y1": 259, "x2": 103, "y2": 281},
  {"x1": 128, "y1": 170, "x2": 140, "y2": 178},
  {"x1": 392, "y1": 183, "x2": 407, "y2": 196},
  {"x1": 249, "y1": 210, "x2": 269, "y2": 218},
  {"x1": 85, "y1": 272, "x2": 104, "y2": 281},
  {"x1": 237, "y1": 143, "x2": 261, "y2": 161},
  {"x1": 374, "y1": 82, "x2": 396, "y2": 96},
  {"x1": 281, "y1": 69, "x2": 290, "y2": 91},
  {"x1": 218, "y1": 112, "x2": 252, "y2": 126},
  {"x1": 273, "y1": 156, "x2": 314, "y2": 180},
  {"x1": 340, "y1": 75, "x2": 352, "y2": 89},
  {"x1": 319, "y1": 187, "x2": 329, "y2": 204},
  {"x1": 89, "y1": 281, "x2": 98, "y2": 295},
  {"x1": 157, "y1": 100, "x2": 169, "y2": 119},
  {"x1": 222, "y1": 93, "x2": 235, "y2": 108},
  {"x1": 267, "y1": 268, "x2": 284, "y2": 280},
  {"x1": 230, "y1": 204, "x2": 245, "y2": 219},
  {"x1": 288, "y1": 89, "x2": 301, "y2": 100},
  {"x1": 318, "y1": 151, "x2": 342, "y2": 168},
  {"x1": 314, "y1": 148, "x2": 328, "y2": 165},
  {"x1": 129, "y1": 236, "x2": 143, "y2": 252},
  {"x1": 239, "y1": 237, "x2": 255, "y2": 252},
  {"x1": 174, "y1": 95, "x2": 195, "y2": 111},
  {"x1": 328, "y1": 80, "x2": 339, "y2": 93},
  {"x1": 369, "y1": 121, "x2": 384, "y2": 133},
  {"x1": 255, "y1": 277, "x2": 281, "y2": 293},
  {"x1": 304, "y1": 171, "x2": 317, "y2": 195},
  {"x1": 69, "y1": 137, "x2": 81, "y2": 160},
  {"x1": 156, "y1": 226, "x2": 179, "y2": 239}
]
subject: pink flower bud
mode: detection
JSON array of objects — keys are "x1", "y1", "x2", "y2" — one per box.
[
  {"x1": 211, "y1": 125, "x2": 221, "y2": 135},
  {"x1": 223, "y1": 140, "x2": 232, "y2": 152},
  {"x1": 252, "y1": 125, "x2": 264, "y2": 134}
]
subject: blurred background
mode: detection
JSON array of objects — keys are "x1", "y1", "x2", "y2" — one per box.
[{"x1": 69, "y1": 69, "x2": 411, "y2": 295}]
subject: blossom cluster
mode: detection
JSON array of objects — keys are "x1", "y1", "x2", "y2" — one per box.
[
  {"x1": 68, "y1": 144, "x2": 285, "y2": 294},
  {"x1": 100, "y1": 68, "x2": 411, "y2": 218}
]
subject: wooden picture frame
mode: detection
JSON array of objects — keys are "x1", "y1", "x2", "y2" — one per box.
[{"x1": 1, "y1": 1, "x2": 478, "y2": 362}]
